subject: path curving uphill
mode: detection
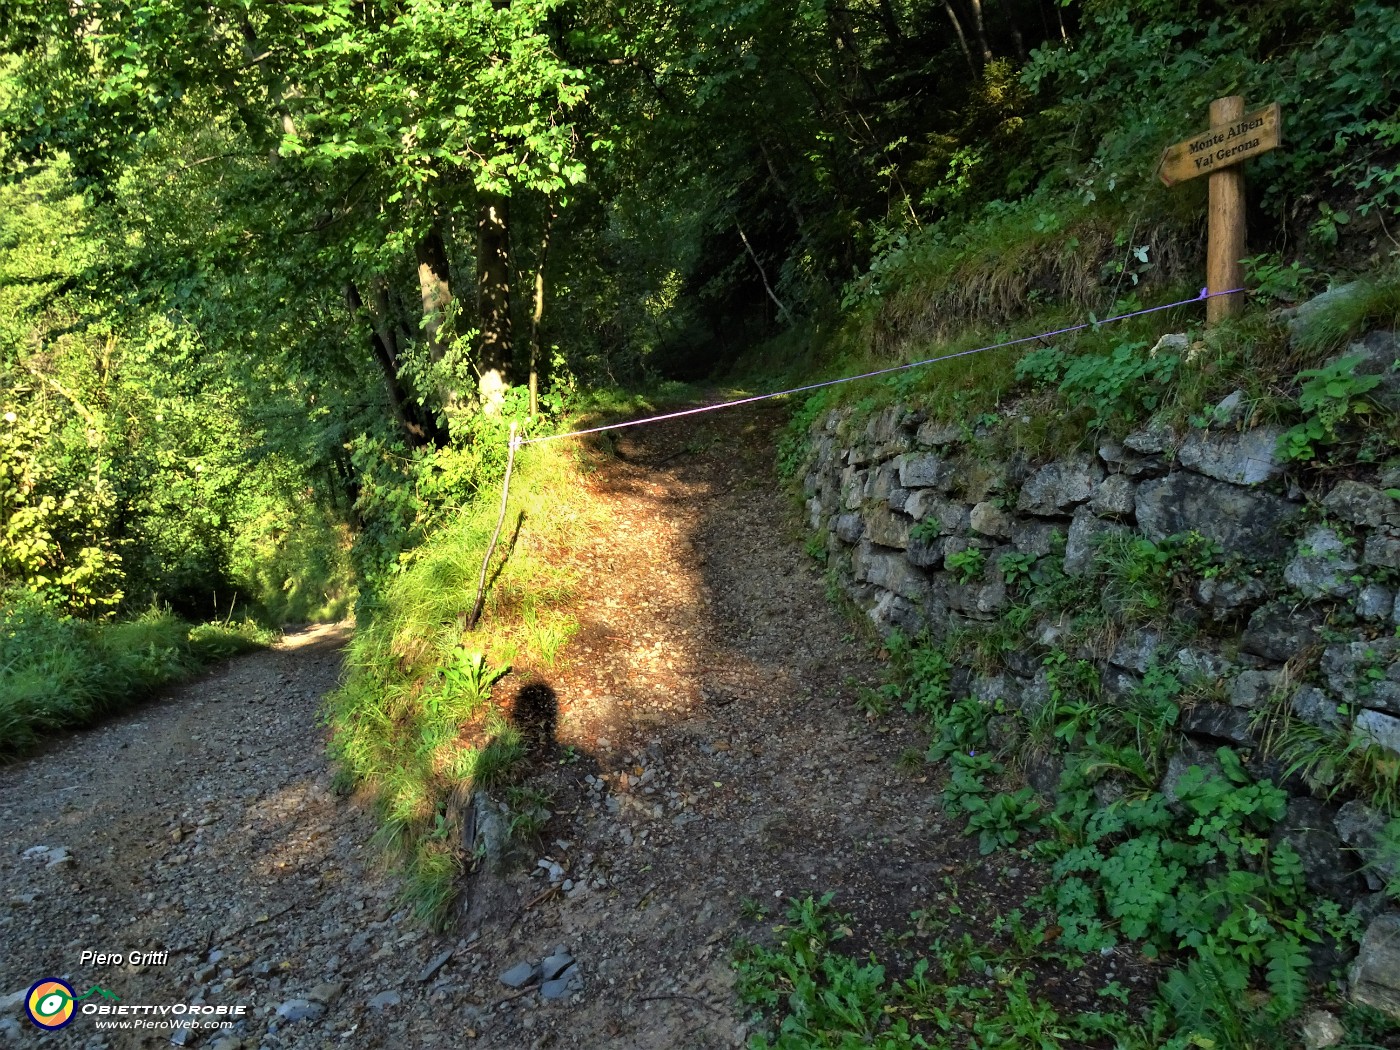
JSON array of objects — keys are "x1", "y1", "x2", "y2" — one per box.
[{"x1": 0, "y1": 403, "x2": 1116, "y2": 1049}]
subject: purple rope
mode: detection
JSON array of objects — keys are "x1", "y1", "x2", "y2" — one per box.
[{"x1": 517, "y1": 287, "x2": 1243, "y2": 447}]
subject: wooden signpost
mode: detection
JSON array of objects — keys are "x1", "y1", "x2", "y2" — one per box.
[{"x1": 1159, "y1": 97, "x2": 1283, "y2": 325}]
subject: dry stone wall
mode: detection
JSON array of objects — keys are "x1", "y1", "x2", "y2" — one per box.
[{"x1": 798, "y1": 329, "x2": 1400, "y2": 1011}]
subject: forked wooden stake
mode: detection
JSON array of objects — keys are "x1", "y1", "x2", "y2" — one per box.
[{"x1": 467, "y1": 422, "x2": 519, "y2": 631}]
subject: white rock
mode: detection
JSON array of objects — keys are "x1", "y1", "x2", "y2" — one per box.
[{"x1": 1301, "y1": 1009, "x2": 1344, "y2": 1049}]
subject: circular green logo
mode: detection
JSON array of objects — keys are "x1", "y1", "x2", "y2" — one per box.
[{"x1": 26, "y1": 978, "x2": 76, "y2": 1029}]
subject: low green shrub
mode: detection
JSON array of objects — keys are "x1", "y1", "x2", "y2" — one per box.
[{"x1": 0, "y1": 592, "x2": 271, "y2": 753}]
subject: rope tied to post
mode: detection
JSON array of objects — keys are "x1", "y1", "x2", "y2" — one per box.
[
  {"x1": 465, "y1": 286, "x2": 1243, "y2": 627},
  {"x1": 516, "y1": 286, "x2": 1244, "y2": 448}
]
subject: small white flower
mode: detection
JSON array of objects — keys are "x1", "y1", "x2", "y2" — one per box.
[{"x1": 3, "y1": 412, "x2": 15, "y2": 423}]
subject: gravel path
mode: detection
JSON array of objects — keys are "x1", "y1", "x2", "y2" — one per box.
[{"x1": 0, "y1": 403, "x2": 1074, "y2": 1049}]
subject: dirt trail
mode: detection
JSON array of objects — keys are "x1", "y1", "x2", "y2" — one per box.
[{"x1": 0, "y1": 403, "x2": 1074, "y2": 1050}]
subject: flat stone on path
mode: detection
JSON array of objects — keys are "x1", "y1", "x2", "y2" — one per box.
[
  {"x1": 541, "y1": 950, "x2": 575, "y2": 982},
  {"x1": 500, "y1": 961, "x2": 539, "y2": 988},
  {"x1": 275, "y1": 998, "x2": 325, "y2": 1023},
  {"x1": 417, "y1": 947, "x2": 454, "y2": 982}
]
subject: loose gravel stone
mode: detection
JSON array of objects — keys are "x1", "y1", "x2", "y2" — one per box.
[
  {"x1": 274, "y1": 999, "x2": 325, "y2": 1023},
  {"x1": 499, "y1": 962, "x2": 539, "y2": 988}
]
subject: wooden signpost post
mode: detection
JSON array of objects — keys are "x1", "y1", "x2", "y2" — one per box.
[{"x1": 1159, "y1": 96, "x2": 1283, "y2": 325}]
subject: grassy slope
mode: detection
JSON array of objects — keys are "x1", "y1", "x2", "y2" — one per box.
[
  {"x1": 0, "y1": 597, "x2": 272, "y2": 754},
  {"x1": 322, "y1": 412, "x2": 619, "y2": 925}
]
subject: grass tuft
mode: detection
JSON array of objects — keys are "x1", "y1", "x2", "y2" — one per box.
[{"x1": 323, "y1": 435, "x2": 599, "y2": 927}]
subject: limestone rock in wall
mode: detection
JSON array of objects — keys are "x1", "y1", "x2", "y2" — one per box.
[
  {"x1": 1175, "y1": 647, "x2": 1234, "y2": 683},
  {"x1": 874, "y1": 435, "x2": 914, "y2": 461},
  {"x1": 854, "y1": 545, "x2": 929, "y2": 602},
  {"x1": 1269, "y1": 799, "x2": 1355, "y2": 900},
  {"x1": 1291, "y1": 686, "x2": 1344, "y2": 731},
  {"x1": 971, "y1": 674, "x2": 1022, "y2": 708},
  {"x1": 833, "y1": 512, "x2": 865, "y2": 545},
  {"x1": 1205, "y1": 389, "x2": 1250, "y2": 427},
  {"x1": 1177, "y1": 426, "x2": 1286, "y2": 485},
  {"x1": 1160, "y1": 740, "x2": 1225, "y2": 805},
  {"x1": 1110, "y1": 629, "x2": 1163, "y2": 675},
  {"x1": 1350, "y1": 913, "x2": 1400, "y2": 1020},
  {"x1": 1101, "y1": 665, "x2": 1141, "y2": 699},
  {"x1": 1357, "y1": 584, "x2": 1394, "y2": 621},
  {"x1": 1321, "y1": 638, "x2": 1400, "y2": 713},
  {"x1": 1025, "y1": 753, "x2": 1063, "y2": 800},
  {"x1": 1064, "y1": 506, "x2": 1129, "y2": 576},
  {"x1": 916, "y1": 420, "x2": 962, "y2": 447},
  {"x1": 1289, "y1": 283, "x2": 1365, "y2": 345},
  {"x1": 1089, "y1": 473, "x2": 1136, "y2": 518},
  {"x1": 1301, "y1": 1011, "x2": 1345, "y2": 1050},
  {"x1": 907, "y1": 534, "x2": 945, "y2": 569},
  {"x1": 1194, "y1": 575, "x2": 1268, "y2": 615},
  {"x1": 1229, "y1": 670, "x2": 1279, "y2": 710},
  {"x1": 1325, "y1": 480, "x2": 1400, "y2": 529},
  {"x1": 943, "y1": 536, "x2": 993, "y2": 560},
  {"x1": 905, "y1": 491, "x2": 971, "y2": 534},
  {"x1": 1016, "y1": 455, "x2": 1103, "y2": 516},
  {"x1": 1098, "y1": 440, "x2": 1164, "y2": 479},
  {"x1": 1136, "y1": 472, "x2": 1299, "y2": 561},
  {"x1": 969, "y1": 501, "x2": 1012, "y2": 538},
  {"x1": 1181, "y1": 702, "x2": 1256, "y2": 748},
  {"x1": 864, "y1": 405, "x2": 904, "y2": 448},
  {"x1": 1016, "y1": 668, "x2": 1052, "y2": 719},
  {"x1": 866, "y1": 507, "x2": 912, "y2": 550},
  {"x1": 1242, "y1": 603, "x2": 1325, "y2": 661},
  {"x1": 867, "y1": 590, "x2": 932, "y2": 637},
  {"x1": 1335, "y1": 800, "x2": 1397, "y2": 890},
  {"x1": 864, "y1": 462, "x2": 900, "y2": 503},
  {"x1": 1010, "y1": 520, "x2": 1059, "y2": 558},
  {"x1": 898, "y1": 452, "x2": 955, "y2": 490},
  {"x1": 1285, "y1": 525, "x2": 1360, "y2": 599},
  {"x1": 1355, "y1": 710, "x2": 1400, "y2": 755},
  {"x1": 1123, "y1": 418, "x2": 1178, "y2": 455},
  {"x1": 1365, "y1": 531, "x2": 1400, "y2": 570},
  {"x1": 931, "y1": 572, "x2": 1007, "y2": 618},
  {"x1": 842, "y1": 467, "x2": 867, "y2": 510}
]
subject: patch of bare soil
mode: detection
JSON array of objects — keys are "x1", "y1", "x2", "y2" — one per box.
[{"x1": 0, "y1": 402, "x2": 1144, "y2": 1050}]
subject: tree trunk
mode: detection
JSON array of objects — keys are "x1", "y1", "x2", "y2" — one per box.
[
  {"x1": 369, "y1": 277, "x2": 449, "y2": 447},
  {"x1": 530, "y1": 207, "x2": 553, "y2": 418},
  {"x1": 415, "y1": 225, "x2": 453, "y2": 366},
  {"x1": 476, "y1": 192, "x2": 512, "y2": 412},
  {"x1": 759, "y1": 137, "x2": 809, "y2": 240},
  {"x1": 942, "y1": 1, "x2": 979, "y2": 78},
  {"x1": 415, "y1": 223, "x2": 462, "y2": 420},
  {"x1": 966, "y1": 0, "x2": 994, "y2": 67},
  {"x1": 875, "y1": 0, "x2": 905, "y2": 45},
  {"x1": 736, "y1": 218, "x2": 793, "y2": 326},
  {"x1": 996, "y1": 0, "x2": 1027, "y2": 62},
  {"x1": 347, "y1": 280, "x2": 443, "y2": 448}
]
